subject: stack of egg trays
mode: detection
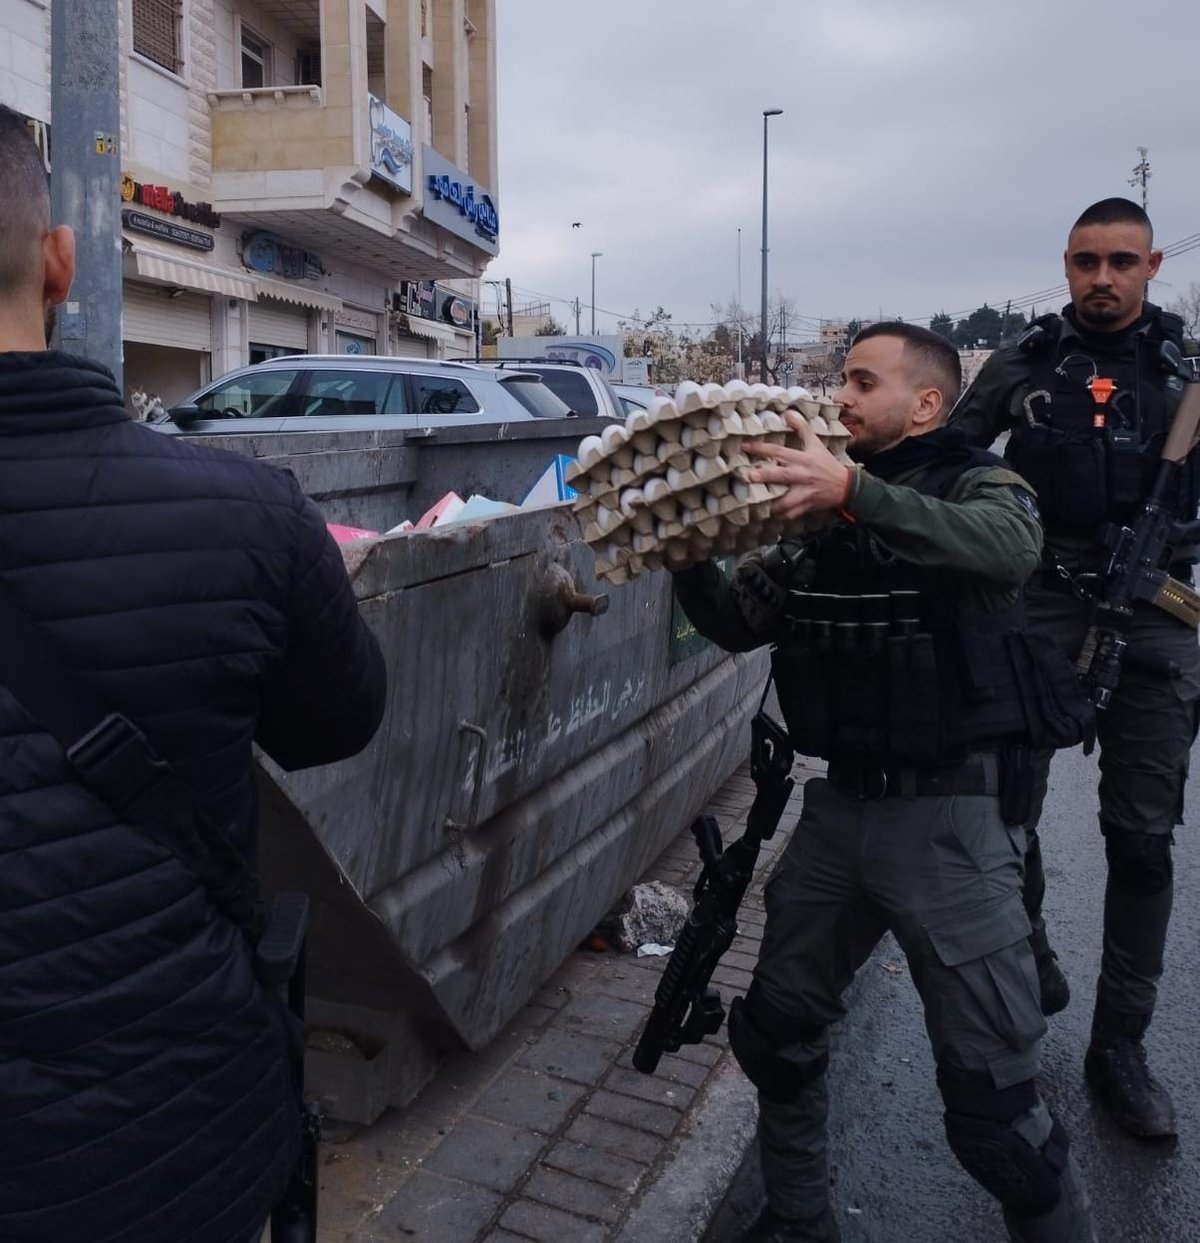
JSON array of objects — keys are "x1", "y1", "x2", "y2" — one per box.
[{"x1": 566, "y1": 379, "x2": 851, "y2": 584}]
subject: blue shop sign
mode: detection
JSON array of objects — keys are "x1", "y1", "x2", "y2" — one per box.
[
  {"x1": 241, "y1": 231, "x2": 323, "y2": 282},
  {"x1": 422, "y1": 146, "x2": 499, "y2": 256}
]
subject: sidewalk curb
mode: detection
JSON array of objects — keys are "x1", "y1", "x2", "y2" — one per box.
[{"x1": 613, "y1": 1056, "x2": 758, "y2": 1243}]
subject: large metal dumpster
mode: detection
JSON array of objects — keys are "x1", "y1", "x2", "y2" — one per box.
[{"x1": 180, "y1": 419, "x2": 769, "y2": 1117}]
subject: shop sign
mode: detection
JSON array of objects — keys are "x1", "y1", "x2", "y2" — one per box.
[
  {"x1": 120, "y1": 172, "x2": 220, "y2": 227},
  {"x1": 241, "y1": 231, "x2": 323, "y2": 281},
  {"x1": 122, "y1": 208, "x2": 215, "y2": 252},
  {"x1": 422, "y1": 146, "x2": 499, "y2": 255},
  {"x1": 398, "y1": 280, "x2": 437, "y2": 318},
  {"x1": 442, "y1": 297, "x2": 471, "y2": 327},
  {"x1": 368, "y1": 95, "x2": 414, "y2": 194},
  {"x1": 335, "y1": 306, "x2": 379, "y2": 334}
]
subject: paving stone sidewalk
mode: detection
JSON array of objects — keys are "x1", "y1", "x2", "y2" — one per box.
[{"x1": 314, "y1": 756, "x2": 823, "y2": 1243}]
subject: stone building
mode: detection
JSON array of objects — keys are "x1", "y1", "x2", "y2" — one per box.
[{"x1": 1, "y1": 0, "x2": 497, "y2": 406}]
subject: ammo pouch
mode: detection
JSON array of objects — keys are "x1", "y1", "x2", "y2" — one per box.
[
  {"x1": 1006, "y1": 424, "x2": 1107, "y2": 532},
  {"x1": 773, "y1": 591, "x2": 961, "y2": 764}
]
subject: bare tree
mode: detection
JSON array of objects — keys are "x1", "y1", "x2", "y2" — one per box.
[{"x1": 1170, "y1": 281, "x2": 1200, "y2": 349}]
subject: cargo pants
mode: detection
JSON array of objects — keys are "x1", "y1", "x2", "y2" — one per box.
[
  {"x1": 1023, "y1": 577, "x2": 1200, "y2": 1020},
  {"x1": 753, "y1": 778, "x2": 1049, "y2": 1220}
]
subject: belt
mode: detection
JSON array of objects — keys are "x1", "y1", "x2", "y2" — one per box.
[{"x1": 826, "y1": 752, "x2": 999, "y2": 800}]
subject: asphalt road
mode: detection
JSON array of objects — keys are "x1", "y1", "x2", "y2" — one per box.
[{"x1": 707, "y1": 739, "x2": 1200, "y2": 1243}]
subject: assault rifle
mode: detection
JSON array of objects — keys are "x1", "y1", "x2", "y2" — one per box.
[
  {"x1": 1078, "y1": 379, "x2": 1200, "y2": 708},
  {"x1": 632, "y1": 711, "x2": 794, "y2": 1074}
]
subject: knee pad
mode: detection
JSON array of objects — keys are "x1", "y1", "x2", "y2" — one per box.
[
  {"x1": 728, "y1": 990, "x2": 827, "y2": 1104},
  {"x1": 1104, "y1": 831, "x2": 1173, "y2": 896},
  {"x1": 938, "y1": 1071, "x2": 1067, "y2": 1217}
]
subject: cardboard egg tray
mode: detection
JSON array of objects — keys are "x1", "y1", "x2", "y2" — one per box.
[{"x1": 566, "y1": 380, "x2": 850, "y2": 584}]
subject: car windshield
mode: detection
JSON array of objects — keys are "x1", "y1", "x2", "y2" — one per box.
[
  {"x1": 524, "y1": 368, "x2": 598, "y2": 417},
  {"x1": 500, "y1": 376, "x2": 572, "y2": 419}
]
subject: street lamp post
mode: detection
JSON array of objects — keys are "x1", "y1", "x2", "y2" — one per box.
[
  {"x1": 760, "y1": 108, "x2": 783, "y2": 382},
  {"x1": 590, "y1": 252, "x2": 603, "y2": 335}
]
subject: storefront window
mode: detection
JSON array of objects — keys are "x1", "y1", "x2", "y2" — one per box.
[{"x1": 336, "y1": 332, "x2": 376, "y2": 356}]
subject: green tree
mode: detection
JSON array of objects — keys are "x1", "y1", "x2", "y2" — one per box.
[
  {"x1": 930, "y1": 312, "x2": 954, "y2": 342},
  {"x1": 535, "y1": 317, "x2": 566, "y2": 336},
  {"x1": 953, "y1": 304, "x2": 1004, "y2": 349},
  {"x1": 480, "y1": 320, "x2": 499, "y2": 347}
]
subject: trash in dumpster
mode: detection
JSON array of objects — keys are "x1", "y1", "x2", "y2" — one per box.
[
  {"x1": 566, "y1": 379, "x2": 852, "y2": 583},
  {"x1": 522, "y1": 453, "x2": 578, "y2": 508},
  {"x1": 326, "y1": 522, "x2": 381, "y2": 545},
  {"x1": 415, "y1": 491, "x2": 465, "y2": 528}
]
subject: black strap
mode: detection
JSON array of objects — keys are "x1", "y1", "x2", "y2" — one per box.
[{"x1": 0, "y1": 579, "x2": 266, "y2": 942}]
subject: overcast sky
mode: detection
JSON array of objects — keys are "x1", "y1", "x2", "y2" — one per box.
[{"x1": 490, "y1": 0, "x2": 1199, "y2": 340}]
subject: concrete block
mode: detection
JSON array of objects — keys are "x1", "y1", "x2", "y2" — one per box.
[
  {"x1": 522, "y1": 1166, "x2": 626, "y2": 1225},
  {"x1": 553, "y1": 991, "x2": 650, "y2": 1043},
  {"x1": 584, "y1": 1090, "x2": 681, "y2": 1139},
  {"x1": 542, "y1": 1139, "x2": 647, "y2": 1193},
  {"x1": 373, "y1": 1169, "x2": 501, "y2": 1240},
  {"x1": 472, "y1": 1067, "x2": 586, "y2": 1135},
  {"x1": 563, "y1": 1114, "x2": 666, "y2": 1165},
  {"x1": 603, "y1": 1066, "x2": 697, "y2": 1112},
  {"x1": 422, "y1": 1116, "x2": 545, "y2": 1193},
  {"x1": 498, "y1": 1199, "x2": 608, "y2": 1243},
  {"x1": 517, "y1": 1027, "x2": 623, "y2": 1086}
]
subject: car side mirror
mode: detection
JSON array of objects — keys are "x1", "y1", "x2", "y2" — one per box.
[{"x1": 168, "y1": 403, "x2": 201, "y2": 427}]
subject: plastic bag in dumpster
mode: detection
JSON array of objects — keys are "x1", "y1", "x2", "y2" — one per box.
[{"x1": 326, "y1": 522, "x2": 380, "y2": 545}]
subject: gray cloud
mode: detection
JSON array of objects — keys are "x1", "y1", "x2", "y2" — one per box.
[{"x1": 491, "y1": 0, "x2": 1199, "y2": 336}]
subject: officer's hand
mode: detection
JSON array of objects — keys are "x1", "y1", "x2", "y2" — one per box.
[{"x1": 744, "y1": 412, "x2": 851, "y2": 520}]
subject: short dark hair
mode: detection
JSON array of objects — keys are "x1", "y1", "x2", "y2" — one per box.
[
  {"x1": 1072, "y1": 197, "x2": 1153, "y2": 244},
  {"x1": 0, "y1": 105, "x2": 51, "y2": 296},
  {"x1": 851, "y1": 320, "x2": 962, "y2": 407}
]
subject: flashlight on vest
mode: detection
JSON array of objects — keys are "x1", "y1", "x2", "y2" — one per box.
[{"x1": 1088, "y1": 375, "x2": 1115, "y2": 430}]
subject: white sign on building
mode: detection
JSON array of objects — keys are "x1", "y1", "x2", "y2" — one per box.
[{"x1": 369, "y1": 95, "x2": 414, "y2": 194}]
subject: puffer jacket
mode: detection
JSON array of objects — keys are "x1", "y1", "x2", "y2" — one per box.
[{"x1": 0, "y1": 352, "x2": 386, "y2": 1243}]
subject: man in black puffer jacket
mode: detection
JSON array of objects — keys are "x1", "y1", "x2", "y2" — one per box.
[{"x1": 0, "y1": 107, "x2": 386, "y2": 1243}]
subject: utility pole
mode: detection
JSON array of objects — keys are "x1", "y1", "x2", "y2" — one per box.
[
  {"x1": 574, "y1": 297, "x2": 581, "y2": 335},
  {"x1": 590, "y1": 252, "x2": 602, "y2": 335},
  {"x1": 760, "y1": 108, "x2": 783, "y2": 381},
  {"x1": 51, "y1": 0, "x2": 122, "y2": 383},
  {"x1": 1129, "y1": 146, "x2": 1151, "y2": 211},
  {"x1": 737, "y1": 227, "x2": 743, "y2": 379},
  {"x1": 504, "y1": 277, "x2": 514, "y2": 337}
]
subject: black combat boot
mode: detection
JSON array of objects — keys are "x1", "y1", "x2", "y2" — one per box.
[
  {"x1": 741, "y1": 1205, "x2": 840, "y2": 1243},
  {"x1": 1002, "y1": 1151, "x2": 1097, "y2": 1243},
  {"x1": 1035, "y1": 950, "x2": 1070, "y2": 1017},
  {"x1": 1084, "y1": 1003, "x2": 1177, "y2": 1139}
]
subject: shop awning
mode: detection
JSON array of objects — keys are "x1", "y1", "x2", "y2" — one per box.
[
  {"x1": 254, "y1": 276, "x2": 343, "y2": 313},
  {"x1": 402, "y1": 315, "x2": 462, "y2": 345},
  {"x1": 124, "y1": 239, "x2": 259, "y2": 301}
]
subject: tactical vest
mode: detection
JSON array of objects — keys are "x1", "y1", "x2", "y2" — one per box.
[
  {"x1": 1003, "y1": 308, "x2": 1193, "y2": 536},
  {"x1": 772, "y1": 449, "x2": 1092, "y2": 765}
]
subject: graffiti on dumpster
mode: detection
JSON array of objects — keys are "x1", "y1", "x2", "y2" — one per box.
[{"x1": 458, "y1": 675, "x2": 652, "y2": 797}]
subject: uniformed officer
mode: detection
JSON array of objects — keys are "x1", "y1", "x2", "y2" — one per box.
[
  {"x1": 950, "y1": 198, "x2": 1198, "y2": 1140},
  {"x1": 671, "y1": 323, "x2": 1095, "y2": 1243}
]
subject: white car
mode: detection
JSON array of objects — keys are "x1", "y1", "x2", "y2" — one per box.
[{"x1": 153, "y1": 356, "x2": 571, "y2": 435}]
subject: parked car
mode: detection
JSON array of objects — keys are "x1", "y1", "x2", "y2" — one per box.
[
  {"x1": 486, "y1": 360, "x2": 625, "y2": 420},
  {"x1": 151, "y1": 356, "x2": 572, "y2": 435},
  {"x1": 610, "y1": 382, "x2": 668, "y2": 415}
]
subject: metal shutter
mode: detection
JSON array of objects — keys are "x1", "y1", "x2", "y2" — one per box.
[
  {"x1": 122, "y1": 284, "x2": 212, "y2": 351},
  {"x1": 390, "y1": 332, "x2": 431, "y2": 359},
  {"x1": 248, "y1": 299, "x2": 311, "y2": 350}
]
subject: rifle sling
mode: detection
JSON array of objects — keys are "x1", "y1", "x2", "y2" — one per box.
[{"x1": 0, "y1": 578, "x2": 265, "y2": 941}]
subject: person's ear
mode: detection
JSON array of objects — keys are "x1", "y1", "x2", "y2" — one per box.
[
  {"x1": 912, "y1": 386, "x2": 943, "y2": 429},
  {"x1": 42, "y1": 225, "x2": 75, "y2": 305},
  {"x1": 1147, "y1": 248, "x2": 1163, "y2": 281}
]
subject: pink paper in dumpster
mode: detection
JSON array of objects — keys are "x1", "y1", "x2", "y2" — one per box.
[{"x1": 326, "y1": 523, "x2": 380, "y2": 545}]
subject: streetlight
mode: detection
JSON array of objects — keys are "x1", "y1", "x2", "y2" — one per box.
[
  {"x1": 590, "y1": 252, "x2": 603, "y2": 335},
  {"x1": 760, "y1": 108, "x2": 783, "y2": 381}
]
